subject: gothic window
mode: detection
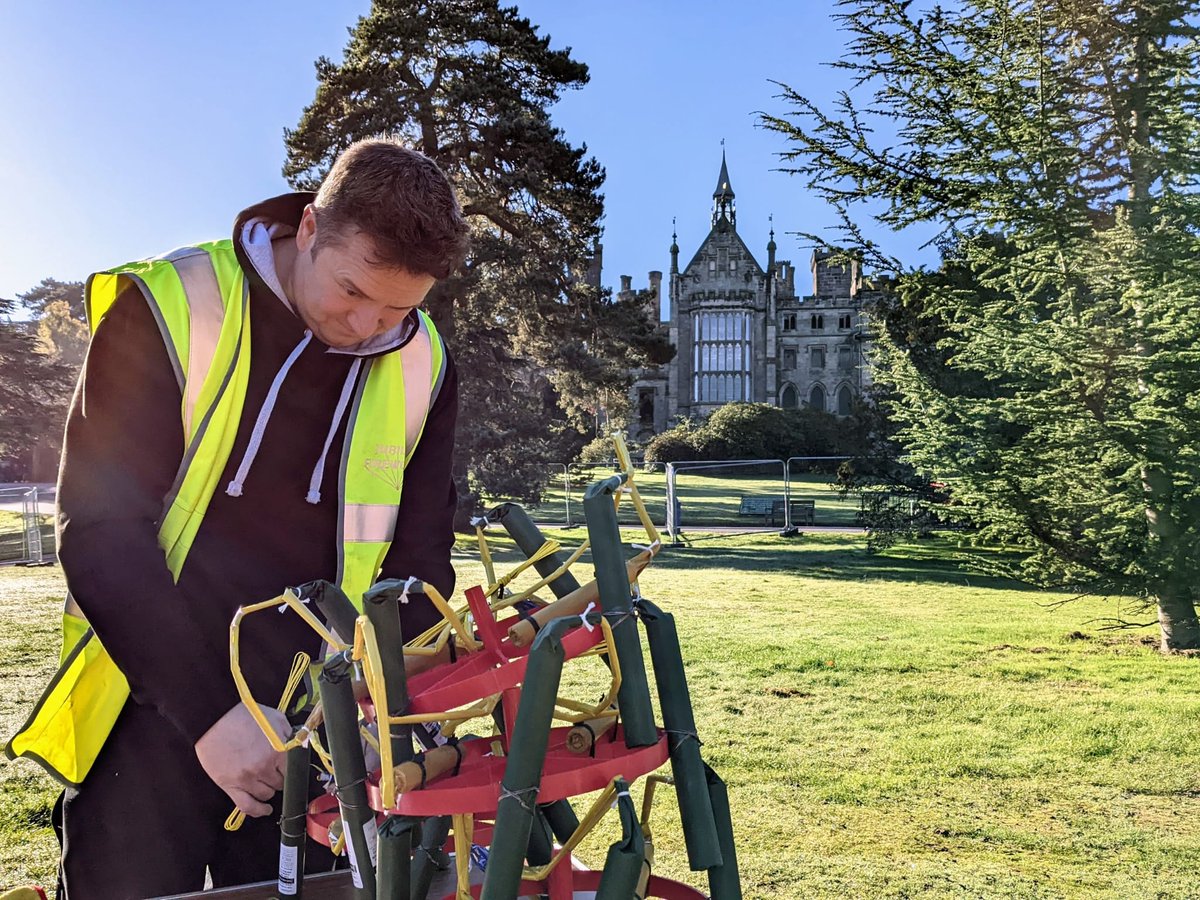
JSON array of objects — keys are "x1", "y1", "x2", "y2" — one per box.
[
  {"x1": 837, "y1": 385, "x2": 853, "y2": 416},
  {"x1": 730, "y1": 259, "x2": 738, "y2": 274},
  {"x1": 709, "y1": 258, "x2": 717, "y2": 272},
  {"x1": 783, "y1": 347, "x2": 797, "y2": 369},
  {"x1": 782, "y1": 313, "x2": 797, "y2": 331},
  {"x1": 808, "y1": 384, "x2": 826, "y2": 411},
  {"x1": 811, "y1": 314, "x2": 825, "y2": 330},
  {"x1": 692, "y1": 311, "x2": 753, "y2": 403},
  {"x1": 639, "y1": 389, "x2": 655, "y2": 428},
  {"x1": 838, "y1": 344, "x2": 853, "y2": 370},
  {"x1": 811, "y1": 346, "x2": 826, "y2": 369},
  {"x1": 781, "y1": 384, "x2": 799, "y2": 409},
  {"x1": 838, "y1": 313, "x2": 853, "y2": 329}
]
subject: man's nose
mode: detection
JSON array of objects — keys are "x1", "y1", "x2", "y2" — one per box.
[{"x1": 347, "y1": 307, "x2": 381, "y2": 341}]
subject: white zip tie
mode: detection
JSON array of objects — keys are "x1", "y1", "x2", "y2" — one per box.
[
  {"x1": 630, "y1": 540, "x2": 661, "y2": 553},
  {"x1": 612, "y1": 788, "x2": 632, "y2": 808},
  {"x1": 399, "y1": 575, "x2": 419, "y2": 604},
  {"x1": 470, "y1": 516, "x2": 489, "y2": 529},
  {"x1": 278, "y1": 592, "x2": 312, "y2": 613},
  {"x1": 579, "y1": 601, "x2": 597, "y2": 632}
]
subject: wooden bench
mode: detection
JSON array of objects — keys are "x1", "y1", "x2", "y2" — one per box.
[{"x1": 738, "y1": 497, "x2": 816, "y2": 526}]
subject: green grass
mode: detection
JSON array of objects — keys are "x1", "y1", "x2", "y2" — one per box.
[
  {"x1": 2, "y1": 534, "x2": 1196, "y2": 897},
  {"x1": 524, "y1": 466, "x2": 860, "y2": 528}
]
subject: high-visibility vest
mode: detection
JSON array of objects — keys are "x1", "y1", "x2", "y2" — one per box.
[{"x1": 4, "y1": 239, "x2": 446, "y2": 786}]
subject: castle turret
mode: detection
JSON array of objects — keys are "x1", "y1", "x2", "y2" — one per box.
[{"x1": 711, "y1": 149, "x2": 736, "y2": 231}]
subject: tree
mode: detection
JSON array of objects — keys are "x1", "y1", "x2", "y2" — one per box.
[
  {"x1": 0, "y1": 296, "x2": 75, "y2": 475},
  {"x1": 20, "y1": 279, "x2": 88, "y2": 370},
  {"x1": 283, "y1": 0, "x2": 668, "y2": 521},
  {"x1": 761, "y1": 0, "x2": 1200, "y2": 649}
]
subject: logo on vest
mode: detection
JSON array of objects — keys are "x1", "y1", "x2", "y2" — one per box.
[{"x1": 363, "y1": 443, "x2": 405, "y2": 490}]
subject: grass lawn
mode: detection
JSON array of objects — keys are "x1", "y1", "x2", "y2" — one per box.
[
  {"x1": 525, "y1": 466, "x2": 860, "y2": 528},
  {"x1": 2, "y1": 532, "x2": 1196, "y2": 897}
]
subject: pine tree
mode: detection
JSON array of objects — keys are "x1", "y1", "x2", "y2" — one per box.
[
  {"x1": 283, "y1": 0, "x2": 668, "y2": 520},
  {"x1": 0, "y1": 296, "x2": 74, "y2": 473},
  {"x1": 761, "y1": 0, "x2": 1200, "y2": 649}
]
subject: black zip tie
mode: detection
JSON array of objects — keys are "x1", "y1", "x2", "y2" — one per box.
[
  {"x1": 516, "y1": 606, "x2": 542, "y2": 634},
  {"x1": 664, "y1": 728, "x2": 702, "y2": 749},
  {"x1": 609, "y1": 709, "x2": 621, "y2": 743},
  {"x1": 334, "y1": 775, "x2": 368, "y2": 809},
  {"x1": 448, "y1": 632, "x2": 457, "y2": 664},
  {"x1": 497, "y1": 784, "x2": 539, "y2": 816},
  {"x1": 447, "y1": 738, "x2": 465, "y2": 777},
  {"x1": 577, "y1": 721, "x2": 598, "y2": 758}
]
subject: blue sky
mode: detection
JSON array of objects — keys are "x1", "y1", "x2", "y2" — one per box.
[{"x1": 0, "y1": 1, "x2": 939, "y2": 309}]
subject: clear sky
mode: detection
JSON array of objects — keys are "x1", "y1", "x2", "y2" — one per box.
[{"x1": 0, "y1": 1, "x2": 939, "y2": 310}]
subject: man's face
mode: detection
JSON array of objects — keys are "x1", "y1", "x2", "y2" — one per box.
[{"x1": 289, "y1": 205, "x2": 436, "y2": 349}]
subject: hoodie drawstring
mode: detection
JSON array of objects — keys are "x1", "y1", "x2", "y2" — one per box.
[
  {"x1": 306, "y1": 358, "x2": 363, "y2": 504},
  {"x1": 225, "y1": 330, "x2": 314, "y2": 498}
]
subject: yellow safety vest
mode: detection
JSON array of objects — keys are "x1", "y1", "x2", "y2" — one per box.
[{"x1": 5, "y1": 239, "x2": 446, "y2": 786}]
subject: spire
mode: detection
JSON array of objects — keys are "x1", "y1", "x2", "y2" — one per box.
[
  {"x1": 711, "y1": 143, "x2": 736, "y2": 231},
  {"x1": 713, "y1": 144, "x2": 735, "y2": 200},
  {"x1": 670, "y1": 217, "x2": 680, "y2": 274},
  {"x1": 767, "y1": 214, "x2": 777, "y2": 272}
]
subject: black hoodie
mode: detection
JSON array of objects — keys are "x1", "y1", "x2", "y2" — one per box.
[{"x1": 56, "y1": 193, "x2": 456, "y2": 746}]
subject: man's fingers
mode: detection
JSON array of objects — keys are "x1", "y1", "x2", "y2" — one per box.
[
  {"x1": 246, "y1": 779, "x2": 277, "y2": 803},
  {"x1": 229, "y1": 788, "x2": 272, "y2": 818}
]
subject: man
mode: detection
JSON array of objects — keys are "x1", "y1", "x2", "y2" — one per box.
[{"x1": 7, "y1": 139, "x2": 469, "y2": 897}]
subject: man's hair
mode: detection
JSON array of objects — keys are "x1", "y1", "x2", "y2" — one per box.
[{"x1": 312, "y1": 138, "x2": 469, "y2": 279}]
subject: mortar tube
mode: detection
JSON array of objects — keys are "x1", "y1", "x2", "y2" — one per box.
[
  {"x1": 363, "y1": 579, "x2": 415, "y2": 767},
  {"x1": 639, "y1": 599, "x2": 722, "y2": 871},
  {"x1": 490, "y1": 502, "x2": 582, "y2": 597},
  {"x1": 277, "y1": 740, "x2": 311, "y2": 898},
  {"x1": 594, "y1": 779, "x2": 645, "y2": 899},
  {"x1": 479, "y1": 617, "x2": 574, "y2": 900},
  {"x1": 703, "y1": 763, "x2": 743, "y2": 900},
  {"x1": 298, "y1": 579, "x2": 362, "y2": 644},
  {"x1": 376, "y1": 815, "x2": 417, "y2": 900},
  {"x1": 486, "y1": 507, "x2": 590, "y2": 836},
  {"x1": 320, "y1": 652, "x2": 377, "y2": 899},
  {"x1": 409, "y1": 815, "x2": 452, "y2": 900},
  {"x1": 583, "y1": 475, "x2": 656, "y2": 748}
]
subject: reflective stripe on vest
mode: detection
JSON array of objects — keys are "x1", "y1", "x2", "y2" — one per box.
[{"x1": 5, "y1": 240, "x2": 446, "y2": 786}]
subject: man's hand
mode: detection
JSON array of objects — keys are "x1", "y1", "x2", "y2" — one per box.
[{"x1": 195, "y1": 702, "x2": 290, "y2": 818}]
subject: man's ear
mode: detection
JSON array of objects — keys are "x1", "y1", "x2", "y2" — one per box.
[{"x1": 296, "y1": 204, "x2": 318, "y2": 254}]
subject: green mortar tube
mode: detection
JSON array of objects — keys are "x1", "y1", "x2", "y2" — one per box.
[
  {"x1": 363, "y1": 579, "x2": 415, "y2": 766},
  {"x1": 703, "y1": 763, "x2": 743, "y2": 900},
  {"x1": 539, "y1": 798, "x2": 581, "y2": 846},
  {"x1": 594, "y1": 778, "x2": 646, "y2": 899},
  {"x1": 277, "y1": 739, "x2": 311, "y2": 898},
  {"x1": 490, "y1": 502, "x2": 582, "y2": 597},
  {"x1": 409, "y1": 814, "x2": 451, "y2": 900},
  {"x1": 298, "y1": 579, "x2": 361, "y2": 642},
  {"x1": 480, "y1": 617, "x2": 575, "y2": 900},
  {"x1": 583, "y1": 474, "x2": 657, "y2": 748},
  {"x1": 376, "y1": 815, "x2": 417, "y2": 900},
  {"x1": 639, "y1": 598, "x2": 722, "y2": 871},
  {"x1": 320, "y1": 652, "x2": 377, "y2": 899},
  {"x1": 490, "y1": 504, "x2": 588, "y2": 842}
]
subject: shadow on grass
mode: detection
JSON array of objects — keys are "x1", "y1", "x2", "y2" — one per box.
[{"x1": 650, "y1": 535, "x2": 1038, "y2": 592}]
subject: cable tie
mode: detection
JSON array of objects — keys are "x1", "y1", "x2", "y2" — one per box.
[
  {"x1": 631, "y1": 541, "x2": 659, "y2": 553},
  {"x1": 450, "y1": 739, "x2": 465, "y2": 776},
  {"x1": 611, "y1": 788, "x2": 633, "y2": 809},
  {"x1": 579, "y1": 601, "x2": 597, "y2": 632},
  {"x1": 470, "y1": 516, "x2": 489, "y2": 529},
  {"x1": 415, "y1": 755, "x2": 429, "y2": 789},
  {"x1": 497, "y1": 784, "x2": 539, "y2": 816},
  {"x1": 278, "y1": 592, "x2": 312, "y2": 613},
  {"x1": 399, "y1": 575, "x2": 418, "y2": 605}
]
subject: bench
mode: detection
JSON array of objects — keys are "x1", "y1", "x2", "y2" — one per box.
[{"x1": 738, "y1": 497, "x2": 816, "y2": 526}]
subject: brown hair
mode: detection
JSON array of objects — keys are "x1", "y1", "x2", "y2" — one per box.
[{"x1": 312, "y1": 138, "x2": 469, "y2": 279}]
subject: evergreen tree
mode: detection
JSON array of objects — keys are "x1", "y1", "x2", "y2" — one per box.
[
  {"x1": 0, "y1": 296, "x2": 74, "y2": 474},
  {"x1": 283, "y1": 0, "x2": 668, "y2": 520},
  {"x1": 762, "y1": 0, "x2": 1200, "y2": 649}
]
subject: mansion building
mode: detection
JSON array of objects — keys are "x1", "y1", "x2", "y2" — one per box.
[{"x1": 620, "y1": 153, "x2": 878, "y2": 441}]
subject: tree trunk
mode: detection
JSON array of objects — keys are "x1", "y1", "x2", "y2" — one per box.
[{"x1": 1156, "y1": 585, "x2": 1200, "y2": 652}]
